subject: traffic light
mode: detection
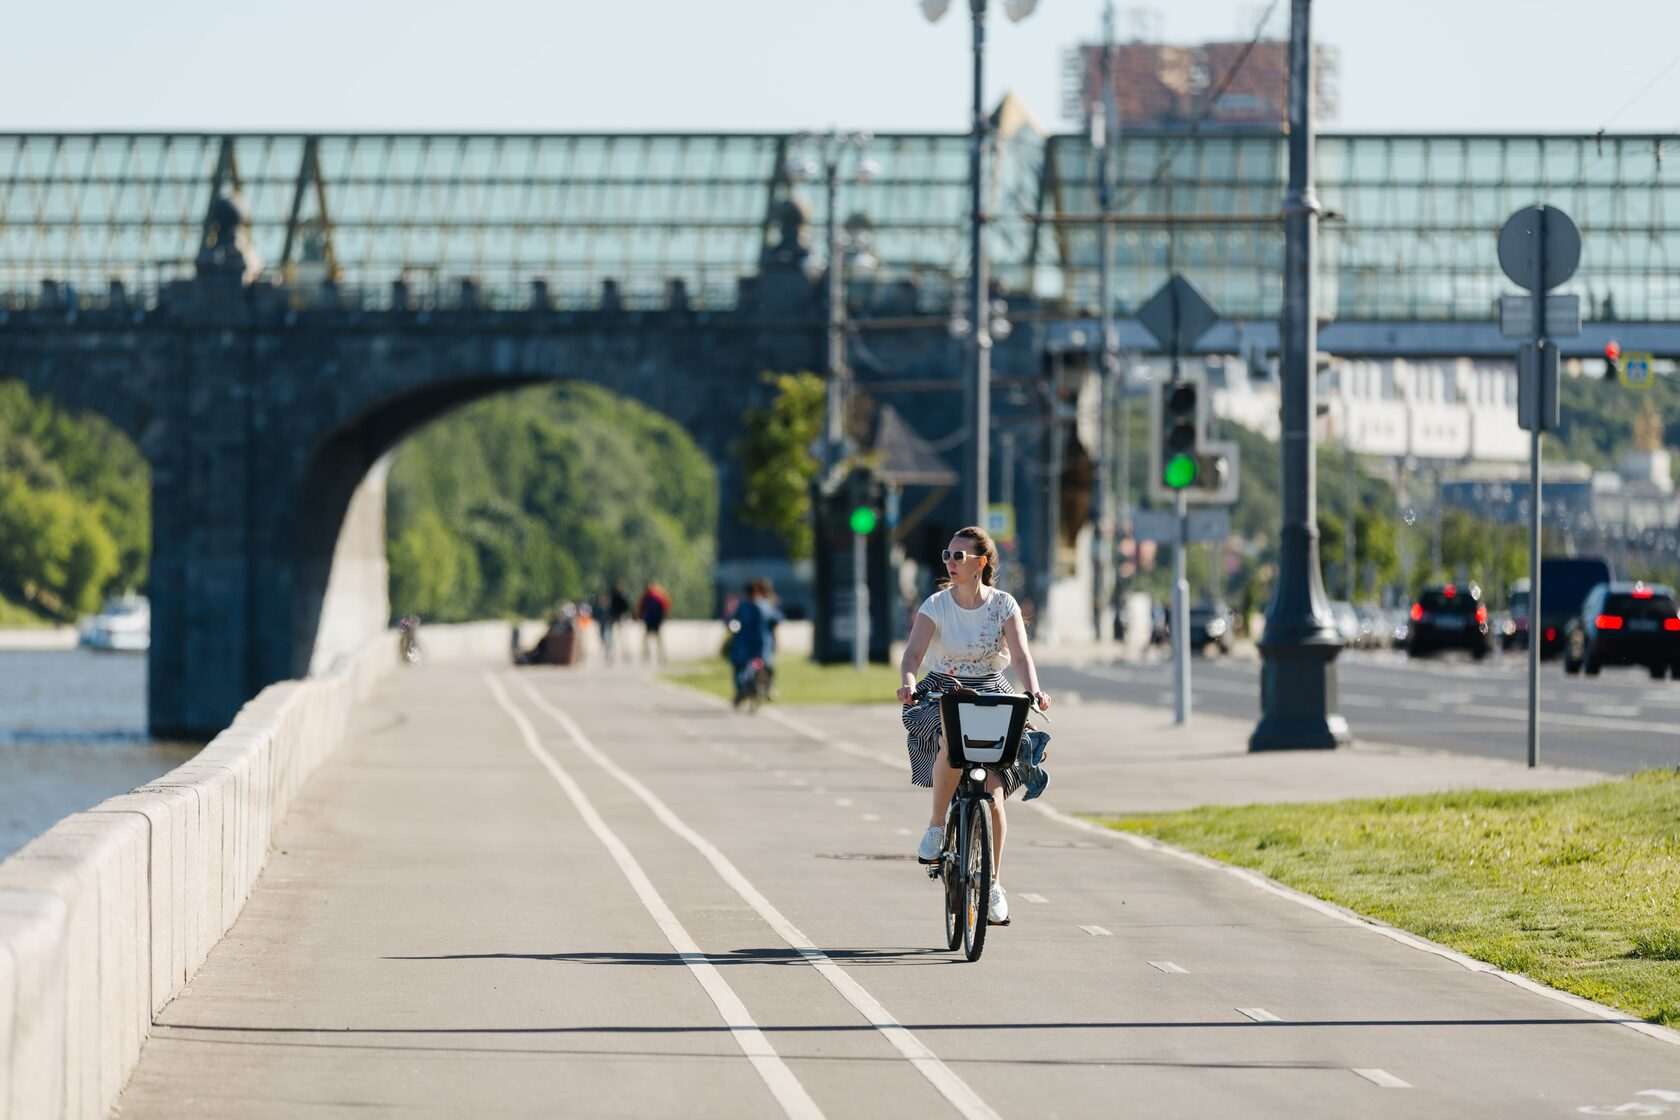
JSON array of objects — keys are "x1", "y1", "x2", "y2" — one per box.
[
  {"x1": 848, "y1": 505, "x2": 879, "y2": 535},
  {"x1": 1604, "y1": 339, "x2": 1621, "y2": 381},
  {"x1": 1149, "y1": 371, "x2": 1240, "y2": 505},
  {"x1": 1160, "y1": 380, "x2": 1201, "y2": 491}
]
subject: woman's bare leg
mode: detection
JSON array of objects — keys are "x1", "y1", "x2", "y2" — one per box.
[
  {"x1": 982, "y1": 773, "x2": 1008, "y2": 882},
  {"x1": 928, "y1": 733, "x2": 962, "y2": 827}
]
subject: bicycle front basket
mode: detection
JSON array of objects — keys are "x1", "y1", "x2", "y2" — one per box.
[{"x1": 938, "y1": 692, "x2": 1031, "y2": 767}]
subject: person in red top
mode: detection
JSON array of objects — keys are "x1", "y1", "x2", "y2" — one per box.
[{"x1": 637, "y1": 581, "x2": 673, "y2": 664}]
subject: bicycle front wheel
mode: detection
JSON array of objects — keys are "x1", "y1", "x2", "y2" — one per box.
[
  {"x1": 941, "y1": 804, "x2": 963, "y2": 951},
  {"x1": 963, "y1": 800, "x2": 993, "y2": 962}
]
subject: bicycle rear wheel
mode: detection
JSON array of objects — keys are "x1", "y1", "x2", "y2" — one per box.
[
  {"x1": 941, "y1": 804, "x2": 963, "y2": 951},
  {"x1": 962, "y1": 801, "x2": 993, "y2": 962}
]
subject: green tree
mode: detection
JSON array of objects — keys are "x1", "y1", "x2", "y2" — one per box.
[
  {"x1": 735, "y1": 372, "x2": 823, "y2": 560},
  {"x1": 385, "y1": 382, "x2": 718, "y2": 621}
]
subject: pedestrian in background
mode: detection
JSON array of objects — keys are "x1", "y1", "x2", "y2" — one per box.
[{"x1": 638, "y1": 580, "x2": 672, "y2": 665}]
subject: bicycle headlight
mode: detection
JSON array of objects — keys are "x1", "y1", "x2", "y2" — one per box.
[{"x1": 970, "y1": 767, "x2": 986, "y2": 782}]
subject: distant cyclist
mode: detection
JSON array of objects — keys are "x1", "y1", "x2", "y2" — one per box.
[
  {"x1": 728, "y1": 578, "x2": 783, "y2": 707},
  {"x1": 897, "y1": 526, "x2": 1051, "y2": 926}
]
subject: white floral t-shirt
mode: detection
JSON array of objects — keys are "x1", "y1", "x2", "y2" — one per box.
[{"x1": 917, "y1": 587, "x2": 1020, "y2": 676}]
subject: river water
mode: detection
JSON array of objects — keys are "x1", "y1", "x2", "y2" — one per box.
[{"x1": 0, "y1": 649, "x2": 197, "y2": 861}]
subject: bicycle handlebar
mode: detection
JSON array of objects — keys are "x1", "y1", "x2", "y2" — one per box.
[{"x1": 918, "y1": 690, "x2": 1047, "y2": 715}]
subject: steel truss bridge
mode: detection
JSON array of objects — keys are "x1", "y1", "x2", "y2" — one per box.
[{"x1": 2, "y1": 121, "x2": 1678, "y2": 356}]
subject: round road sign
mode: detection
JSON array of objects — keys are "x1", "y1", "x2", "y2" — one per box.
[{"x1": 1498, "y1": 205, "x2": 1581, "y2": 292}]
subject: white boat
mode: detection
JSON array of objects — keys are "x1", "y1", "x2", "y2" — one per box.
[{"x1": 78, "y1": 595, "x2": 150, "y2": 652}]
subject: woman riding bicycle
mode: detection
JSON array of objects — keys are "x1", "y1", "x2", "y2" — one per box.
[{"x1": 898, "y1": 525, "x2": 1051, "y2": 926}]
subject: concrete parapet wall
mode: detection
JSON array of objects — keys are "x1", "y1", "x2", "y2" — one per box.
[{"x1": 0, "y1": 619, "x2": 513, "y2": 1119}]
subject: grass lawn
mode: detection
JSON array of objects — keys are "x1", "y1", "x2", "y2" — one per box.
[
  {"x1": 0, "y1": 595, "x2": 55, "y2": 628},
  {"x1": 663, "y1": 657, "x2": 902, "y2": 706},
  {"x1": 1096, "y1": 772, "x2": 1680, "y2": 1026}
]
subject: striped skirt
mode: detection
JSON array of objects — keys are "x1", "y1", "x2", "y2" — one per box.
[{"x1": 901, "y1": 670, "x2": 1021, "y2": 796}]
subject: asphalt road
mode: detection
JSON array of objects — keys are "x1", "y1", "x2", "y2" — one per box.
[
  {"x1": 115, "y1": 664, "x2": 1679, "y2": 1119},
  {"x1": 1042, "y1": 646, "x2": 1680, "y2": 775}
]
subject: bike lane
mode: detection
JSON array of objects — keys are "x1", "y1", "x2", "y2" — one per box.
[
  {"x1": 516, "y1": 670, "x2": 1680, "y2": 1120},
  {"x1": 117, "y1": 664, "x2": 808, "y2": 1119}
]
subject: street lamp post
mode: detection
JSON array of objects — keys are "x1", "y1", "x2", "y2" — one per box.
[
  {"x1": 1091, "y1": 0, "x2": 1120, "y2": 641},
  {"x1": 1250, "y1": 0, "x2": 1350, "y2": 751},
  {"x1": 788, "y1": 132, "x2": 876, "y2": 473},
  {"x1": 922, "y1": 0, "x2": 1038, "y2": 526}
]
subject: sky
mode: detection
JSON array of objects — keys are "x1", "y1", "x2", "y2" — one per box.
[{"x1": 1, "y1": 0, "x2": 1677, "y2": 135}]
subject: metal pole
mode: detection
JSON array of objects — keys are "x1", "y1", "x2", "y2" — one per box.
[
  {"x1": 964, "y1": 0, "x2": 992, "y2": 527},
  {"x1": 1251, "y1": 0, "x2": 1348, "y2": 751},
  {"x1": 824, "y1": 150, "x2": 845, "y2": 465},
  {"x1": 1170, "y1": 309, "x2": 1190, "y2": 726},
  {"x1": 1041, "y1": 371, "x2": 1065, "y2": 645},
  {"x1": 1526, "y1": 209, "x2": 1548, "y2": 769},
  {"x1": 853, "y1": 529, "x2": 869, "y2": 671},
  {"x1": 1174, "y1": 487, "x2": 1190, "y2": 725},
  {"x1": 1345, "y1": 442, "x2": 1357, "y2": 601},
  {"x1": 1091, "y1": 0, "x2": 1119, "y2": 642}
]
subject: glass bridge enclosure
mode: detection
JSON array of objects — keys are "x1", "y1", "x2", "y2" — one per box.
[{"x1": 1, "y1": 128, "x2": 1675, "y2": 322}]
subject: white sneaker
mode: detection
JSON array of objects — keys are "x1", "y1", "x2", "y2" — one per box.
[
  {"x1": 916, "y1": 825, "x2": 945, "y2": 863},
  {"x1": 988, "y1": 884, "x2": 1010, "y2": 924}
]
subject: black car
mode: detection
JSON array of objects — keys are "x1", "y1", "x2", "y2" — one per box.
[
  {"x1": 1188, "y1": 602, "x2": 1235, "y2": 655},
  {"x1": 1535, "y1": 557, "x2": 1614, "y2": 659},
  {"x1": 1562, "y1": 582, "x2": 1680, "y2": 678},
  {"x1": 1406, "y1": 583, "x2": 1491, "y2": 659}
]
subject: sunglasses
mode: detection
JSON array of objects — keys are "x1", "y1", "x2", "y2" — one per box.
[{"x1": 941, "y1": 549, "x2": 978, "y2": 563}]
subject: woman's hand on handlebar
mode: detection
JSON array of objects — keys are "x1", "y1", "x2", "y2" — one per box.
[
  {"x1": 1031, "y1": 690, "x2": 1052, "y2": 712},
  {"x1": 896, "y1": 683, "x2": 916, "y2": 705}
]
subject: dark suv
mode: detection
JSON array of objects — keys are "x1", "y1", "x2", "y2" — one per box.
[
  {"x1": 1406, "y1": 583, "x2": 1491, "y2": 659},
  {"x1": 1562, "y1": 582, "x2": 1680, "y2": 678}
]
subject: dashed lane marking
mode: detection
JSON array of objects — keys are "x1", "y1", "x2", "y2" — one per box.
[
  {"x1": 1351, "y1": 1068, "x2": 1412, "y2": 1089},
  {"x1": 483, "y1": 673, "x2": 824, "y2": 1120},
  {"x1": 1148, "y1": 961, "x2": 1188, "y2": 974},
  {"x1": 1237, "y1": 1007, "x2": 1281, "y2": 1023},
  {"x1": 1019, "y1": 893, "x2": 1049, "y2": 904},
  {"x1": 1078, "y1": 925, "x2": 1113, "y2": 937},
  {"x1": 515, "y1": 675, "x2": 1003, "y2": 1120},
  {"x1": 659, "y1": 680, "x2": 1680, "y2": 1051}
]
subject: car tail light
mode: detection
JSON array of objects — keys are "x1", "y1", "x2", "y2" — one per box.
[
  {"x1": 1665, "y1": 619, "x2": 1680, "y2": 632},
  {"x1": 1544, "y1": 627, "x2": 1556, "y2": 641},
  {"x1": 1596, "y1": 614, "x2": 1624, "y2": 630},
  {"x1": 1632, "y1": 585, "x2": 1654, "y2": 599},
  {"x1": 1410, "y1": 603, "x2": 1423, "y2": 622},
  {"x1": 1443, "y1": 585, "x2": 1457, "y2": 598},
  {"x1": 1475, "y1": 605, "x2": 1488, "y2": 624}
]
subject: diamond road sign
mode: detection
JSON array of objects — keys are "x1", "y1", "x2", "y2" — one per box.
[{"x1": 1136, "y1": 274, "x2": 1219, "y2": 353}]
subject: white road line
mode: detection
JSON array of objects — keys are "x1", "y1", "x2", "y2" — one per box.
[
  {"x1": 1018, "y1": 893, "x2": 1049, "y2": 904},
  {"x1": 482, "y1": 673, "x2": 823, "y2": 1120},
  {"x1": 1237, "y1": 1007, "x2": 1281, "y2": 1023},
  {"x1": 658, "y1": 679, "x2": 1680, "y2": 1051},
  {"x1": 1148, "y1": 961, "x2": 1188, "y2": 974},
  {"x1": 1351, "y1": 1068, "x2": 1412, "y2": 1089},
  {"x1": 514, "y1": 676, "x2": 1002, "y2": 1120},
  {"x1": 861, "y1": 813, "x2": 881, "y2": 822},
  {"x1": 834, "y1": 798, "x2": 853, "y2": 808},
  {"x1": 1078, "y1": 924, "x2": 1113, "y2": 937}
]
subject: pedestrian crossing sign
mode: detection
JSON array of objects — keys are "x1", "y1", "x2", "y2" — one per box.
[
  {"x1": 1620, "y1": 351, "x2": 1654, "y2": 390},
  {"x1": 985, "y1": 503, "x2": 1016, "y2": 545}
]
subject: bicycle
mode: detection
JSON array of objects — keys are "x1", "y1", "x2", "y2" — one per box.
[
  {"x1": 734, "y1": 657, "x2": 771, "y2": 713},
  {"x1": 922, "y1": 689, "x2": 1035, "y2": 962}
]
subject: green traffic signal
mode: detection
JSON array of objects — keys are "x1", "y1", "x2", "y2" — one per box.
[
  {"x1": 1163, "y1": 453, "x2": 1198, "y2": 490},
  {"x1": 849, "y1": 506, "x2": 879, "y2": 535}
]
